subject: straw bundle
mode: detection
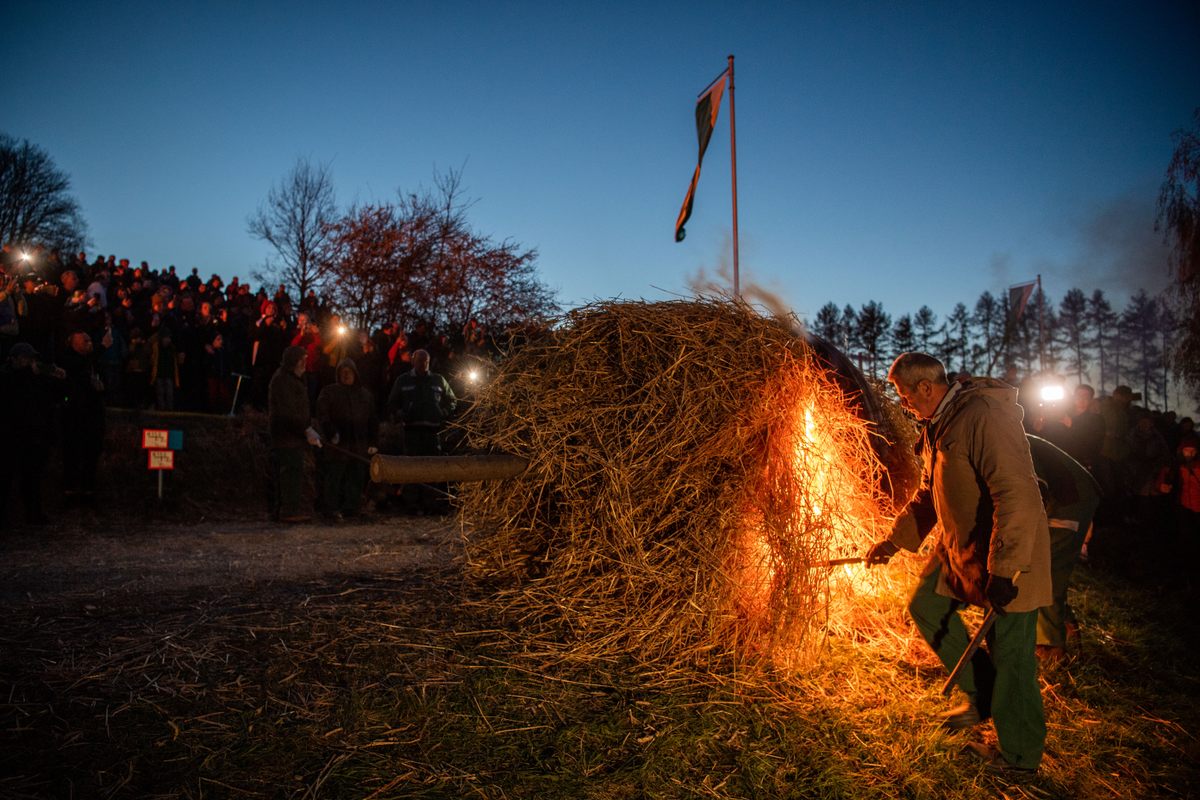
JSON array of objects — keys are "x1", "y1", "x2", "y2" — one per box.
[{"x1": 458, "y1": 299, "x2": 914, "y2": 668}]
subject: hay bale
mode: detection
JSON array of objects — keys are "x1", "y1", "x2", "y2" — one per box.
[{"x1": 458, "y1": 299, "x2": 914, "y2": 668}]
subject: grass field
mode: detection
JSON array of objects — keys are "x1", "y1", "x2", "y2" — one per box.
[{"x1": 1, "y1": 516, "x2": 1196, "y2": 799}]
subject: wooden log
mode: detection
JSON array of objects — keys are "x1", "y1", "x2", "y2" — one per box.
[{"x1": 370, "y1": 453, "x2": 529, "y2": 484}]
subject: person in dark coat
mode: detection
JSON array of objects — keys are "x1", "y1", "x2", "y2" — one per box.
[
  {"x1": 315, "y1": 358, "x2": 379, "y2": 520},
  {"x1": 387, "y1": 349, "x2": 456, "y2": 513},
  {"x1": 268, "y1": 346, "x2": 318, "y2": 522},
  {"x1": 1027, "y1": 434, "x2": 1101, "y2": 662},
  {"x1": 250, "y1": 301, "x2": 289, "y2": 410},
  {"x1": 1062, "y1": 385, "x2": 1104, "y2": 469},
  {"x1": 59, "y1": 330, "x2": 106, "y2": 502},
  {"x1": 0, "y1": 343, "x2": 65, "y2": 528}
]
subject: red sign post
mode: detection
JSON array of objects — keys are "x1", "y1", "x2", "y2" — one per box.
[{"x1": 142, "y1": 429, "x2": 182, "y2": 499}]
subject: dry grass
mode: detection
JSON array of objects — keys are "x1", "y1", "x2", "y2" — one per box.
[
  {"x1": 98, "y1": 408, "x2": 275, "y2": 519},
  {"x1": 3, "y1": 299, "x2": 1195, "y2": 797},
  {"x1": 457, "y1": 299, "x2": 919, "y2": 671},
  {"x1": 1, "y1": 557, "x2": 1196, "y2": 799}
]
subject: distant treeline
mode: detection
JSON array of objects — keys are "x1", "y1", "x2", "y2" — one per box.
[{"x1": 810, "y1": 287, "x2": 1183, "y2": 409}]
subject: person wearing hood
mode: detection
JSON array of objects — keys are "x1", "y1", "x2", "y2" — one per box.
[
  {"x1": 315, "y1": 358, "x2": 379, "y2": 521},
  {"x1": 865, "y1": 353, "x2": 1052, "y2": 778},
  {"x1": 268, "y1": 345, "x2": 319, "y2": 523}
]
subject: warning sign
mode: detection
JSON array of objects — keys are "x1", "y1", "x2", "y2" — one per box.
[
  {"x1": 142, "y1": 429, "x2": 169, "y2": 449},
  {"x1": 142, "y1": 429, "x2": 183, "y2": 450},
  {"x1": 147, "y1": 450, "x2": 175, "y2": 470}
]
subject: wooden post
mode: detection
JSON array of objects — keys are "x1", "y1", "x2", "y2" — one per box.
[{"x1": 370, "y1": 453, "x2": 529, "y2": 484}]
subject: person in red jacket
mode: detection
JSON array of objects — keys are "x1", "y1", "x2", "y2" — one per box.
[{"x1": 1159, "y1": 434, "x2": 1200, "y2": 565}]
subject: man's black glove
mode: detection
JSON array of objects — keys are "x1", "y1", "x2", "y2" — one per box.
[
  {"x1": 985, "y1": 574, "x2": 1019, "y2": 614},
  {"x1": 864, "y1": 539, "x2": 900, "y2": 567}
]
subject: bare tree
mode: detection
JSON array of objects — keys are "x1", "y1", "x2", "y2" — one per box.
[
  {"x1": 1157, "y1": 108, "x2": 1200, "y2": 396},
  {"x1": 322, "y1": 166, "x2": 556, "y2": 337},
  {"x1": 0, "y1": 133, "x2": 88, "y2": 252},
  {"x1": 247, "y1": 157, "x2": 337, "y2": 301},
  {"x1": 324, "y1": 203, "x2": 415, "y2": 330}
]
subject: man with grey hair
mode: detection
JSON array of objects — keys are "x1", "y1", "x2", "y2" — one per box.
[{"x1": 865, "y1": 352, "x2": 1052, "y2": 778}]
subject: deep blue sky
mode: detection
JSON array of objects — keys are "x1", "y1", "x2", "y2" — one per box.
[{"x1": 4, "y1": 1, "x2": 1197, "y2": 323}]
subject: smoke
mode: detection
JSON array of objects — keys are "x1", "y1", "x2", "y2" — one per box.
[
  {"x1": 686, "y1": 234, "x2": 801, "y2": 330},
  {"x1": 987, "y1": 252, "x2": 1014, "y2": 288},
  {"x1": 1054, "y1": 189, "x2": 1172, "y2": 301}
]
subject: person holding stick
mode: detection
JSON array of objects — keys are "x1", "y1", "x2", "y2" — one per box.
[
  {"x1": 268, "y1": 346, "x2": 320, "y2": 523},
  {"x1": 864, "y1": 353, "x2": 1052, "y2": 778}
]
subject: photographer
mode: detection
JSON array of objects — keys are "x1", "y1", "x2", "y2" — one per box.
[
  {"x1": 18, "y1": 273, "x2": 62, "y2": 358},
  {"x1": 250, "y1": 301, "x2": 288, "y2": 410}
]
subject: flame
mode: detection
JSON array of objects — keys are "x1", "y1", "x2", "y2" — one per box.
[{"x1": 734, "y1": 358, "x2": 901, "y2": 666}]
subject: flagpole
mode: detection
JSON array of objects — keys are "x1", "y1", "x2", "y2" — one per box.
[{"x1": 728, "y1": 54, "x2": 739, "y2": 300}]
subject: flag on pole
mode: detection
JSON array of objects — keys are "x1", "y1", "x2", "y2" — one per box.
[
  {"x1": 1007, "y1": 280, "x2": 1036, "y2": 328},
  {"x1": 674, "y1": 70, "x2": 728, "y2": 242}
]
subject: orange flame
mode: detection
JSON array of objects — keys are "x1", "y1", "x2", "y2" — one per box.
[{"x1": 735, "y1": 360, "x2": 901, "y2": 665}]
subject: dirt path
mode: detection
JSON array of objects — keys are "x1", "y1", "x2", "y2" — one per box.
[{"x1": 0, "y1": 514, "x2": 460, "y2": 607}]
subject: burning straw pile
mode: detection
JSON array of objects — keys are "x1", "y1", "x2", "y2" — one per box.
[{"x1": 458, "y1": 299, "x2": 914, "y2": 669}]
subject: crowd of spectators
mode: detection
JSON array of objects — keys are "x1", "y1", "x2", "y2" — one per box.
[
  {"x1": 3, "y1": 245, "x2": 1197, "y2": 539},
  {"x1": 1, "y1": 246, "x2": 498, "y2": 527},
  {"x1": 0, "y1": 246, "x2": 493, "y2": 416},
  {"x1": 1024, "y1": 380, "x2": 1199, "y2": 551}
]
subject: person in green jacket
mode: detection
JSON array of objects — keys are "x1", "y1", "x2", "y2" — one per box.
[
  {"x1": 387, "y1": 348, "x2": 456, "y2": 513},
  {"x1": 1026, "y1": 434, "x2": 1101, "y2": 661},
  {"x1": 866, "y1": 353, "x2": 1052, "y2": 778}
]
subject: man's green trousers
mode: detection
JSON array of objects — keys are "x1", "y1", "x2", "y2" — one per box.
[{"x1": 908, "y1": 561, "x2": 1045, "y2": 769}]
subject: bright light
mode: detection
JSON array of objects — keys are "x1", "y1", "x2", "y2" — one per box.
[
  {"x1": 336, "y1": 325, "x2": 348, "y2": 337},
  {"x1": 19, "y1": 251, "x2": 31, "y2": 261},
  {"x1": 467, "y1": 369, "x2": 480, "y2": 383},
  {"x1": 1039, "y1": 384, "x2": 1065, "y2": 403}
]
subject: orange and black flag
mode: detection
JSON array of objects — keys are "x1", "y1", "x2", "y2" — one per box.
[
  {"x1": 1007, "y1": 280, "x2": 1037, "y2": 328},
  {"x1": 675, "y1": 70, "x2": 728, "y2": 242}
]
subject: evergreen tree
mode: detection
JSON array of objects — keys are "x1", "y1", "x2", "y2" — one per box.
[
  {"x1": 856, "y1": 300, "x2": 891, "y2": 378},
  {"x1": 1122, "y1": 290, "x2": 1162, "y2": 406},
  {"x1": 943, "y1": 302, "x2": 971, "y2": 375},
  {"x1": 841, "y1": 304, "x2": 860, "y2": 355},
  {"x1": 891, "y1": 314, "x2": 915, "y2": 358},
  {"x1": 1086, "y1": 290, "x2": 1117, "y2": 392},
  {"x1": 913, "y1": 305, "x2": 940, "y2": 353},
  {"x1": 971, "y1": 291, "x2": 1003, "y2": 375},
  {"x1": 1057, "y1": 289, "x2": 1089, "y2": 384},
  {"x1": 812, "y1": 302, "x2": 842, "y2": 343}
]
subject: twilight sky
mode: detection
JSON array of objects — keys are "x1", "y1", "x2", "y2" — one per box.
[{"x1": 4, "y1": 1, "x2": 1197, "y2": 323}]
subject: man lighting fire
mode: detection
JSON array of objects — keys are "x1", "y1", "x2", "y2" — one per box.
[{"x1": 864, "y1": 352, "x2": 1051, "y2": 778}]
